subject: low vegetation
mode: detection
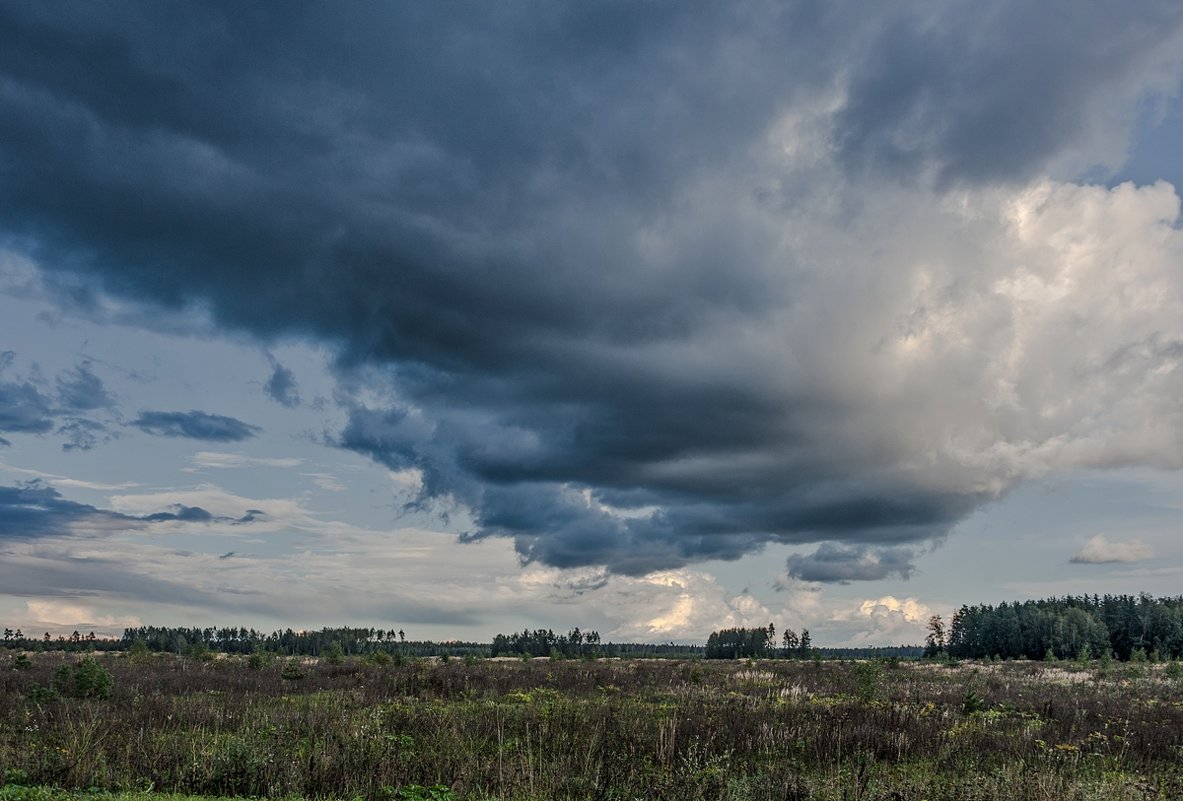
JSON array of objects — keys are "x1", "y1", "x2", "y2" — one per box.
[{"x1": 4, "y1": 651, "x2": 1183, "y2": 800}]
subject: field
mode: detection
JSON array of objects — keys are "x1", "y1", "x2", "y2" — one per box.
[{"x1": 3, "y1": 652, "x2": 1183, "y2": 800}]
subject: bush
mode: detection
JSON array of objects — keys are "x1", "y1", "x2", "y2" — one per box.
[
  {"x1": 247, "y1": 649, "x2": 275, "y2": 670},
  {"x1": 127, "y1": 638, "x2": 152, "y2": 664},
  {"x1": 25, "y1": 683, "x2": 58, "y2": 703},
  {"x1": 323, "y1": 641, "x2": 345, "y2": 665},
  {"x1": 51, "y1": 664, "x2": 74, "y2": 696},
  {"x1": 281, "y1": 658, "x2": 305, "y2": 681},
  {"x1": 962, "y1": 689, "x2": 986, "y2": 714},
  {"x1": 41, "y1": 656, "x2": 114, "y2": 700},
  {"x1": 11, "y1": 653, "x2": 31, "y2": 671},
  {"x1": 74, "y1": 655, "x2": 114, "y2": 699},
  {"x1": 853, "y1": 661, "x2": 882, "y2": 702}
]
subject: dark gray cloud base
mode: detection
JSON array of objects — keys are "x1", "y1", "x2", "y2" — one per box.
[
  {"x1": 1, "y1": 3, "x2": 1182, "y2": 573},
  {"x1": 786, "y1": 543, "x2": 918, "y2": 584},
  {"x1": 0, "y1": 482, "x2": 139, "y2": 539},
  {"x1": 132, "y1": 410, "x2": 260, "y2": 442},
  {"x1": 0, "y1": 481, "x2": 262, "y2": 541}
]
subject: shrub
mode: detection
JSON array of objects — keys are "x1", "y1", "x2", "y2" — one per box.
[
  {"x1": 51, "y1": 664, "x2": 74, "y2": 696},
  {"x1": 43, "y1": 656, "x2": 115, "y2": 700},
  {"x1": 853, "y1": 661, "x2": 882, "y2": 702},
  {"x1": 73, "y1": 655, "x2": 114, "y2": 699},
  {"x1": 247, "y1": 649, "x2": 274, "y2": 670},
  {"x1": 11, "y1": 653, "x2": 31, "y2": 671},
  {"x1": 323, "y1": 641, "x2": 345, "y2": 665},
  {"x1": 281, "y1": 658, "x2": 305, "y2": 681},
  {"x1": 962, "y1": 689, "x2": 986, "y2": 714},
  {"x1": 25, "y1": 683, "x2": 58, "y2": 703},
  {"x1": 127, "y1": 638, "x2": 152, "y2": 664},
  {"x1": 367, "y1": 650, "x2": 393, "y2": 666}
]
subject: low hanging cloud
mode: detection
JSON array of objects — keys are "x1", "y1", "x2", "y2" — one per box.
[
  {"x1": 786, "y1": 543, "x2": 918, "y2": 584},
  {"x1": 132, "y1": 410, "x2": 261, "y2": 442},
  {"x1": 2, "y1": 4, "x2": 1183, "y2": 575},
  {"x1": 1070, "y1": 534, "x2": 1155, "y2": 564}
]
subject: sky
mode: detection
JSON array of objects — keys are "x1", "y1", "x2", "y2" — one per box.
[{"x1": 3, "y1": 2, "x2": 1183, "y2": 647}]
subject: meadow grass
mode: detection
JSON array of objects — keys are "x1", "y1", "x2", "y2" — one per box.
[{"x1": 3, "y1": 652, "x2": 1183, "y2": 800}]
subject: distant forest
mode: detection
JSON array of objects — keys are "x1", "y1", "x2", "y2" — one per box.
[
  {"x1": 702, "y1": 625, "x2": 923, "y2": 660},
  {"x1": 4, "y1": 592, "x2": 1180, "y2": 662},
  {"x1": 931, "y1": 593, "x2": 1183, "y2": 661},
  {"x1": 0, "y1": 623, "x2": 921, "y2": 660},
  {"x1": 0, "y1": 625, "x2": 700, "y2": 659}
]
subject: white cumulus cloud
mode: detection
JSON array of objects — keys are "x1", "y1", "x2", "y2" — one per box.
[{"x1": 1071, "y1": 534, "x2": 1155, "y2": 564}]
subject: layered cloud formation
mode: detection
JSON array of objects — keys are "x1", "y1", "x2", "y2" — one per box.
[{"x1": 2, "y1": 2, "x2": 1183, "y2": 579}]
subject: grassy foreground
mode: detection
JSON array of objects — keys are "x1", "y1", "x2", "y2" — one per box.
[{"x1": 3, "y1": 652, "x2": 1183, "y2": 800}]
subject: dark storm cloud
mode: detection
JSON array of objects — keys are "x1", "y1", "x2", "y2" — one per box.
[
  {"x1": 833, "y1": 4, "x2": 1183, "y2": 183},
  {"x1": 0, "y1": 482, "x2": 140, "y2": 539},
  {"x1": 785, "y1": 543, "x2": 918, "y2": 584},
  {"x1": 132, "y1": 410, "x2": 261, "y2": 442},
  {"x1": 264, "y1": 360, "x2": 300, "y2": 408},
  {"x1": 1, "y1": 3, "x2": 1181, "y2": 572},
  {"x1": 0, "y1": 482, "x2": 265, "y2": 541}
]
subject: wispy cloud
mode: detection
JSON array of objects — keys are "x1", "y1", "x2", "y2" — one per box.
[
  {"x1": 191, "y1": 451, "x2": 303, "y2": 469},
  {"x1": 0, "y1": 462, "x2": 140, "y2": 491}
]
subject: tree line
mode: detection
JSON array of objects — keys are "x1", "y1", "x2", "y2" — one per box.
[
  {"x1": 0, "y1": 624, "x2": 701, "y2": 659},
  {"x1": 486, "y1": 629, "x2": 701, "y2": 658},
  {"x1": 0, "y1": 625, "x2": 489, "y2": 658},
  {"x1": 927, "y1": 594, "x2": 1183, "y2": 661},
  {"x1": 704, "y1": 624, "x2": 814, "y2": 659}
]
